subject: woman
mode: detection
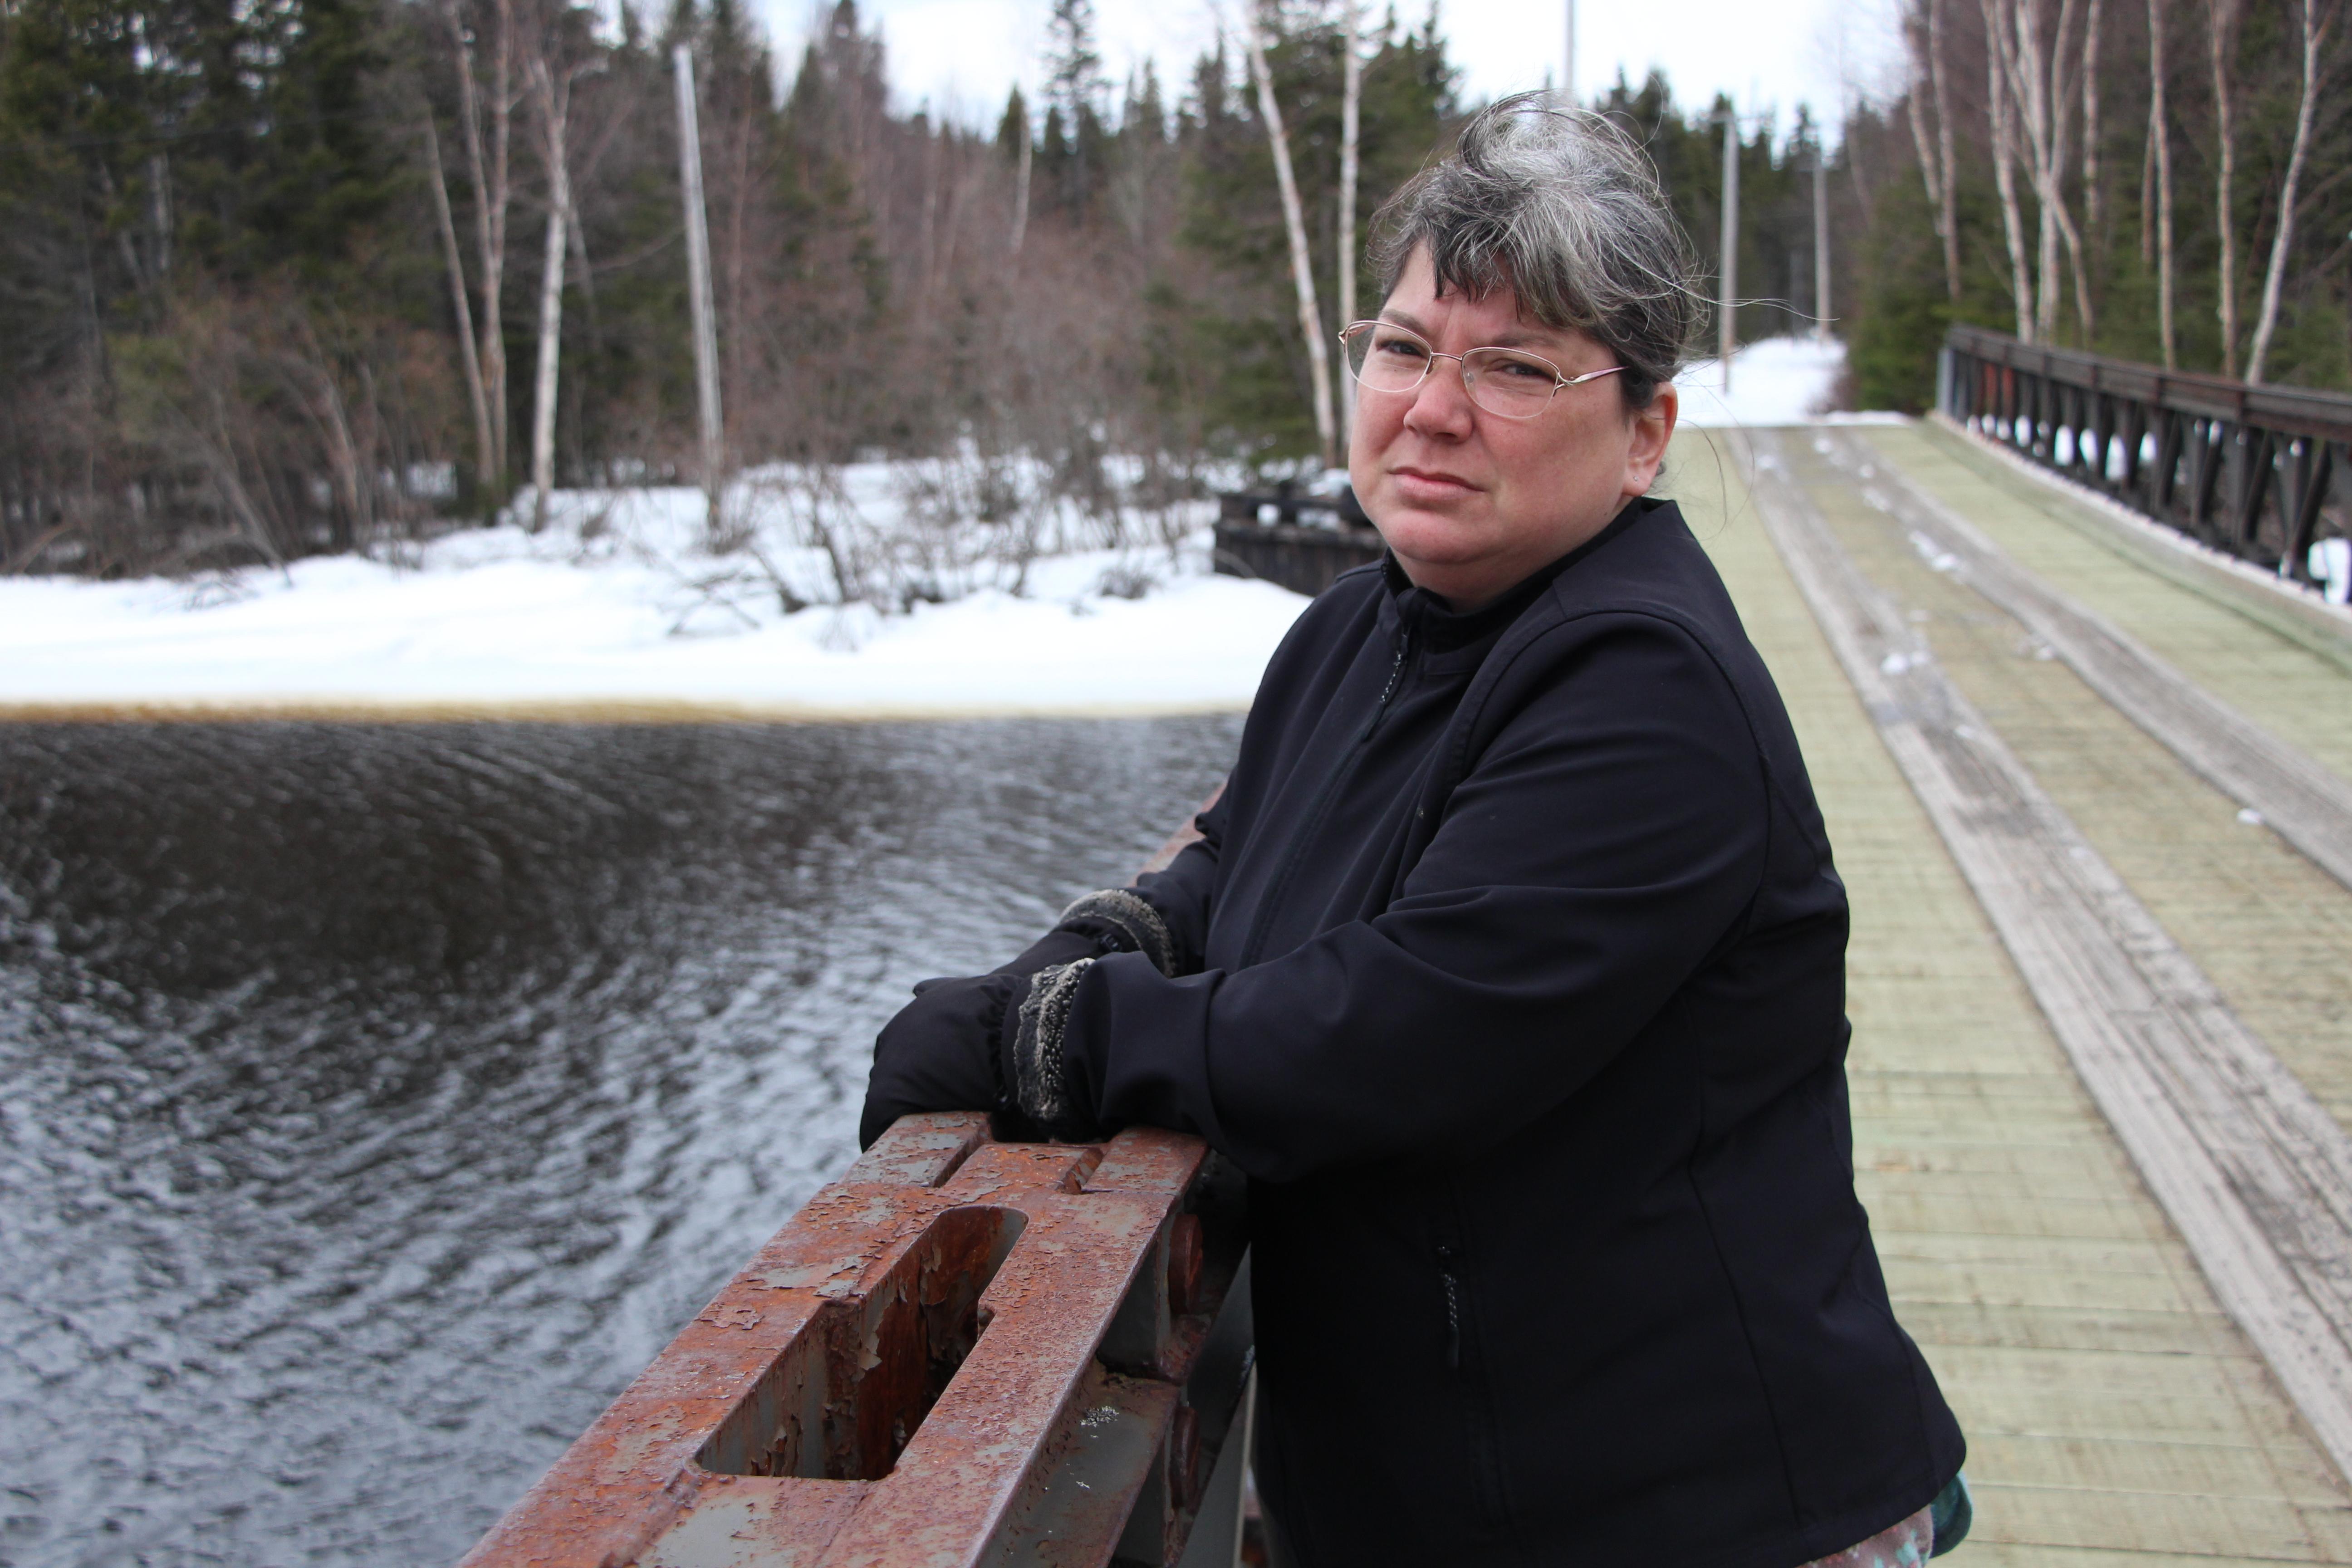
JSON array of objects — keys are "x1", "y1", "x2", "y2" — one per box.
[{"x1": 861, "y1": 96, "x2": 1965, "y2": 1567}]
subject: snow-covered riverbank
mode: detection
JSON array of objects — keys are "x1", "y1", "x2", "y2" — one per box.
[
  {"x1": 0, "y1": 510, "x2": 1308, "y2": 719},
  {"x1": 2, "y1": 340, "x2": 1863, "y2": 719}
]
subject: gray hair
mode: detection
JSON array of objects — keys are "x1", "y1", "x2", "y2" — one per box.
[{"x1": 1371, "y1": 93, "x2": 1704, "y2": 411}]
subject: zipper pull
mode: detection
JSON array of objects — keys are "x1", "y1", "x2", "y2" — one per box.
[{"x1": 1362, "y1": 628, "x2": 1412, "y2": 740}]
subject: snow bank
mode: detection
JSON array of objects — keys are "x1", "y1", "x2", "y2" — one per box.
[
  {"x1": 2, "y1": 365, "x2": 1925, "y2": 721},
  {"x1": 0, "y1": 480, "x2": 1309, "y2": 719},
  {"x1": 1674, "y1": 336, "x2": 1870, "y2": 428}
]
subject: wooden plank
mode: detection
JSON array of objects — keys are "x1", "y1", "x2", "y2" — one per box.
[
  {"x1": 1963, "y1": 1431, "x2": 2351, "y2": 1503},
  {"x1": 1686, "y1": 439, "x2": 2352, "y2": 1558},
  {"x1": 1891, "y1": 1299, "x2": 2244, "y2": 1357},
  {"x1": 1813, "y1": 425, "x2": 2352, "y2": 894},
  {"x1": 1820, "y1": 429, "x2": 2352, "y2": 1154},
  {"x1": 1960, "y1": 1546, "x2": 2351, "y2": 1568},
  {"x1": 1925, "y1": 413, "x2": 2352, "y2": 668},
  {"x1": 1736, "y1": 426, "x2": 2352, "y2": 1488},
  {"x1": 1814, "y1": 427, "x2": 2352, "y2": 1140},
  {"x1": 1961, "y1": 1480, "x2": 2323, "y2": 1560}
]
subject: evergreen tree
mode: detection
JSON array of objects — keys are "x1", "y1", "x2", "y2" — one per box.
[
  {"x1": 995, "y1": 85, "x2": 1029, "y2": 161},
  {"x1": 1170, "y1": 2, "x2": 1458, "y2": 461},
  {"x1": 1039, "y1": 0, "x2": 1105, "y2": 218}
]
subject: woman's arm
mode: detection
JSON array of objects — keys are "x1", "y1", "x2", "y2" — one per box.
[
  {"x1": 855, "y1": 782, "x2": 1230, "y2": 1147},
  {"x1": 1016, "y1": 618, "x2": 1780, "y2": 1181},
  {"x1": 1125, "y1": 784, "x2": 1227, "y2": 973}
]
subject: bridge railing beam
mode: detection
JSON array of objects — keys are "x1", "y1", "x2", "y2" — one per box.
[{"x1": 458, "y1": 1114, "x2": 1253, "y2": 1568}]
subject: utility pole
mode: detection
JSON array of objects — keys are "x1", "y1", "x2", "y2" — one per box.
[
  {"x1": 1813, "y1": 139, "x2": 1831, "y2": 342},
  {"x1": 672, "y1": 44, "x2": 725, "y2": 537},
  {"x1": 1009, "y1": 106, "x2": 1032, "y2": 256},
  {"x1": 1563, "y1": 0, "x2": 1575, "y2": 105},
  {"x1": 1719, "y1": 103, "x2": 1739, "y2": 392}
]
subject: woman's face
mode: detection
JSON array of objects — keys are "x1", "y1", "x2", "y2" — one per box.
[{"x1": 1348, "y1": 245, "x2": 1677, "y2": 611}]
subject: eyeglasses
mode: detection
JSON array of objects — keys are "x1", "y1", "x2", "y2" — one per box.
[{"x1": 1337, "y1": 320, "x2": 1625, "y2": 419}]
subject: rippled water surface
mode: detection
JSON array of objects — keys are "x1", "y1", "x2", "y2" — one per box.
[{"x1": 0, "y1": 716, "x2": 1241, "y2": 1567}]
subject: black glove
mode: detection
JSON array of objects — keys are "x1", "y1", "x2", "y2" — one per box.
[
  {"x1": 858, "y1": 971, "x2": 1024, "y2": 1148},
  {"x1": 1052, "y1": 889, "x2": 1177, "y2": 975},
  {"x1": 859, "y1": 890, "x2": 1177, "y2": 1149}
]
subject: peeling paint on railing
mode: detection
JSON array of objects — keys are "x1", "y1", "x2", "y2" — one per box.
[{"x1": 456, "y1": 1113, "x2": 1249, "y2": 1568}]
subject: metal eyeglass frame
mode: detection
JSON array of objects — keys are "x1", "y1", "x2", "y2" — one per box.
[{"x1": 1336, "y1": 319, "x2": 1625, "y2": 419}]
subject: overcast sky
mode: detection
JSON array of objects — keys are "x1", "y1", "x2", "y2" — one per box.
[{"x1": 753, "y1": 0, "x2": 1905, "y2": 146}]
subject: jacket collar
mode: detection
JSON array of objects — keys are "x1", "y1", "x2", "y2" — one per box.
[{"x1": 1377, "y1": 495, "x2": 1667, "y2": 657}]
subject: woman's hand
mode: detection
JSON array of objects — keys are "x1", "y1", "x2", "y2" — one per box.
[
  {"x1": 856, "y1": 886, "x2": 1187, "y2": 1149},
  {"x1": 857, "y1": 972, "x2": 1023, "y2": 1147}
]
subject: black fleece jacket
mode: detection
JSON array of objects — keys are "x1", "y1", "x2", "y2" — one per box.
[{"x1": 878, "y1": 497, "x2": 1964, "y2": 1566}]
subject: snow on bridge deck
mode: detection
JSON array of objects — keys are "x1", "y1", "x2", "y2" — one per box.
[{"x1": 1681, "y1": 420, "x2": 2352, "y2": 1563}]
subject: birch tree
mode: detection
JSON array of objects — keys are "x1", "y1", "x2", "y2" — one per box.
[
  {"x1": 1982, "y1": 0, "x2": 2037, "y2": 338},
  {"x1": 1891, "y1": 0, "x2": 1966, "y2": 301},
  {"x1": 1336, "y1": 0, "x2": 1362, "y2": 451},
  {"x1": 2081, "y1": 0, "x2": 2102, "y2": 243},
  {"x1": 526, "y1": 52, "x2": 576, "y2": 532},
  {"x1": 1903, "y1": 5, "x2": 1949, "y2": 280},
  {"x1": 1930, "y1": 0, "x2": 1961, "y2": 298},
  {"x1": 421, "y1": 115, "x2": 494, "y2": 490},
  {"x1": 2146, "y1": 0, "x2": 2177, "y2": 367},
  {"x1": 1242, "y1": 4, "x2": 1336, "y2": 468},
  {"x1": 2245, "y1": 0, "x2": 2337, "y2": 382},
  {"x1": 673, "y1": 44, "x2": 723, "y2": 524},
  {"x1": 1988, "y1": 0, "x2": 2094, "y2": 342},
  {"x1": 2208, "y1": 0, "x2": 2240, "y2": 374},
  {"x1": 448, "y1": 0, "x2": 515, "y2": 490}
]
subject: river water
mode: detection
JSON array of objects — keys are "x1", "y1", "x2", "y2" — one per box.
[{"x1": 0, "y1": 715, "x2": 1241, "y2": 1568}]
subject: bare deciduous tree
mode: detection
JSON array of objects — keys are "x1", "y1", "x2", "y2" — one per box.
[
  {"x1": 1905, "y1": 7, "x2": 1946, "y2": 260},
  {"x1": 448, "y1": 0, "x2": 517, "y2": 489},
  {"x1": 2081, "y1": 0, "x2": 2102, "y2": 244},
  {"x1": 2246, "y1": 0, "x2": 2339, "y2": 382},
  {"x1": 1902, "y1": 0, "x2": 1966, "y2": 302},
  {"x1": 1337, "y1": 0, "x2": 1363, "y2": 451},
  {"x1": 421, "y1": 116, "x2": 495, "y2": 491},
  {"x1": 673, "y1": 44, "x2": 725, "y2": 529},
  {"x1": 2147, "y1": 0, "x2": 2178, "y2": 365},
  {"x1": 1987, "y1": 0, "x2": 2095, "y2": 341},
  {"x1": 1983, "y1": 0, "x2": 2037, "y2": 338},
  {"x1": 1931, "y1": 0, "x2": 1962, "y2": 299},
  {"x1": 1242, "y1": 3, "x2": 1336, "y2": 468},
  {"x1": 2208, "y1": 0, "x2": 2240, "y2": 374},
  {"x1": 527, "y1": 50, "x2": 580, "y2": 532}
]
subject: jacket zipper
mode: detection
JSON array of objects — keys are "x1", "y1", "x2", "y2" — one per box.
[
  {"x1": 1437, "y1": 1245, "x2": 1464, "y2": 1372},
  {"x1": 1436, "y1": 1230, "x2": 1516, "y2": 1543},
  {"x1": 1362, "y1": 627, "x2": 1413, "y2": 740},
  {"x1": 1236, "y1": 625, "x2": 1413, "y2": 968}
]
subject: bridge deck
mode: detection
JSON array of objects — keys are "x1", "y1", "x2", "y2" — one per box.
[{"x1": 1679, "y1": 421, "x2": 2352, "y2": 1563}]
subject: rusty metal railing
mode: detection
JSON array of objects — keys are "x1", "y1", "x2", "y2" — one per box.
[
  {"x1": 459, "y1": 1112, "x2": 1252, "y2": 1568},
  {"x1": 1939, "y1": 325, "x2": 2351, "y2": 582}
]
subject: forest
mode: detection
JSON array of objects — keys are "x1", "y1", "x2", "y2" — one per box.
[
  {"x1": 1847, "y1": 0, "x2": 2351, "y2": 407},
  {"x1": 0, "y1": 0, "x2": 2341, "y2": 578}
]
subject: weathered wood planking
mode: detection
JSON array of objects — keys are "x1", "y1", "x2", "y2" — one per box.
[
  {"x1": 1735, "y1": 426, "x2": 2352, "y2": 1487},
  {"x1": 1691, "y1": 440, "x2": 2352, "y2": 1556},
  {"x1": 1925, "y1": 412, "x2": 2352, "y2": 677},
  {"x1": 1808, "y1": 426, "x2": 2352, "y2": 895}
]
